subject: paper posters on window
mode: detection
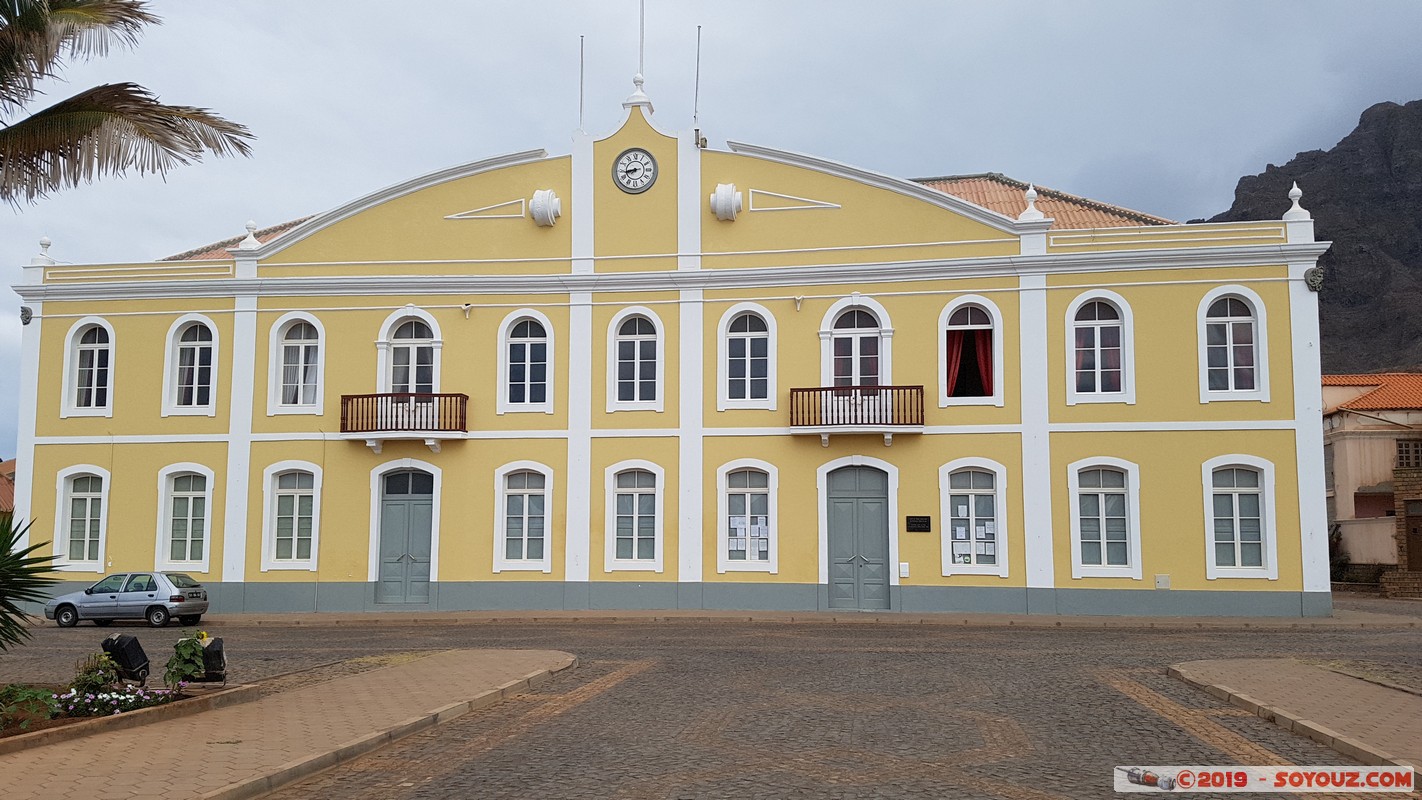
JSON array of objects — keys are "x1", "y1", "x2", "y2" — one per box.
[
  {"x1": 954, "y1": 526, "x2": 968, "y2": 540},
  {"x1": 956, "y1": 504, "x2": 968, "y2": 517},
  {"x1": 984, "y1": 521, "x2": 995, "y2": 535}
]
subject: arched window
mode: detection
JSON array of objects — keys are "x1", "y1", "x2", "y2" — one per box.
[
  {"x1": 946, "y1": 469, "x2": 997, "y2": 567},
  {"x1": 726, "y1": 313, "x2": 770, "y2": 401},
  {"x1": 1069, "y1": 457, "x2": 1142, "y2": 579},
  {"x1": 1205, "y1": 297, "x2": 1257, "y2": 392},
  {"x1": 265, "y1": 467, "x2": 319, "y2": 569},
  {"x1": 173, "y1": 321, "x2": 215, "y2": 409},
  {"x1": 502, "y1": 470, "x2": 547, "y2": 561},
  {"x1": 945, "y1": 304, "x2": 992, "y2": 398},
  {"x1": 72, "y1": 325, "x2": 111, "y2": 411},
  {"x1": 605, "y1": 460, "x2": 664, "y2": 571},
  {"x1": 165, "y1": 472, "x2": 209, "y2": 564},
  {"x1": 63, "y1": 473, "x2": 105, "y2": 564},
  {"x1": 725, "y1": 468, "x2": 771, "y2": 563},
  {"x1": 1202, "y1": 455, "x2": 1277, "y2": 580},
  {"x1": 615, "y1": 315, "x2": 658, "y2": 403},
  {"x1": 1072, "y1": 301, "x2": 1122, "y2": 394},
  {"x1": 507, "y1": 319, "x2": 548, "y2": 406},
  {"x1": 278, "y1": 321, "x2": 321, "y2": 406},
  {"x1": 390, "y1": 319, "x2": 435, "y2": 394},
  {"x1": 832, "y1": 309, "x2": 881, "y2": 387}
]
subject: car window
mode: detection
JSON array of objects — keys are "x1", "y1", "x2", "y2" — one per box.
[
  {"x1": 123, "y1": 574, "x2": 155, "y2": 592},
  {"x1": 91, "y1": 575, "x2": 127, "y2": 593},
  {"x1": 164, "y1": 573, "x2": 200, "y2": 589}
]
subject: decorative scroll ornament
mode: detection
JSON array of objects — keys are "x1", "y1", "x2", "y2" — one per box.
[
  {"x1": 1304, "y1": 266, "x2": 1324, "y2": 292},
  {"x1": 20, "y1": 306, "x2": 33, "y2": 325},
  {"x1": 709, "y1": 183, "x2": 742, "y2": 221},
  {"x1": 530, "y1": 189, "x2": 561, "y2": 227}
]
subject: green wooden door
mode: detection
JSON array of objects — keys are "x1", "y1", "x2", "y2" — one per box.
[
  {"x1": 827, "y1": 466, "x2": 891, "y2": 610},
  {"x1": 376, "y1": 470, "x2": 433, "y2": 604}
]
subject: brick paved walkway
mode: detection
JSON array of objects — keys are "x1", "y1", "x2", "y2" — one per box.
[
  {"x1": 0, "y1": 648, "x2": 573, "y2": 800},
  {"x1": 1172, "y1": 658, "x2": 1422, "y2": 769}
]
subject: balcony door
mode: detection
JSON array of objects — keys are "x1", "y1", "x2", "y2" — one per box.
[
  {"x1": 828, "y1": 309, "x2": 885, "y2": 423},
  {"x1": 377, "y1": 470, "x2": 433, "y2": 604}
]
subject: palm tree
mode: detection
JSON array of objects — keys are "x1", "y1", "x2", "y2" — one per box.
[
  {"x1": 0, "y1": 515, "x2": 58, "y2": 651},
  {"x1": 1, "y1": 0, "x2": 253, "y2": 204}
]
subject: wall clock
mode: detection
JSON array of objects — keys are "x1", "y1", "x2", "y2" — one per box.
[{"x1": 613, "y1": 148, "x2": 658, "y2": 194}]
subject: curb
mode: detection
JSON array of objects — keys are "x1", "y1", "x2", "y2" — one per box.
[
  {"x1": 197, "y1": 654, "x2": 579, "y2": 800},
  {"x1": 1167, "y1": 663, "x2": 1417, "y2": 772},
  {"x1": 0, "y1": 682, "x2": 261, "y2": 757}
]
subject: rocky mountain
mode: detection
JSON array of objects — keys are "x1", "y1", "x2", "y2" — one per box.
[{"x1": 1207, "y1": 99, "x2": 1422, "y2": 373}]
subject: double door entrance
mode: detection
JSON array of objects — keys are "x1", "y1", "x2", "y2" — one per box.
[
  {"x1": 377, "y1": 469, "x2": 433, "y2": 604},
  {"x1": 826, "y1": 466, "x2": 891, "y2": 610}
]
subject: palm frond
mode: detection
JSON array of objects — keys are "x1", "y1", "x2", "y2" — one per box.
[
  {"x1": 0, "y1": 80, "x2": 253, "y2": 203},
  {"x1": 0, "y1": 515, "x2": 59, "y2": 652},
  {"x1": 0, "y1": 0, "x2": 155, "y2": 113}
]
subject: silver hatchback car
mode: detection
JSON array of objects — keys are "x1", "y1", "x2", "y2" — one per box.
[{"x1": 44, "y1": 572, "x2": 209, "y2": 628}]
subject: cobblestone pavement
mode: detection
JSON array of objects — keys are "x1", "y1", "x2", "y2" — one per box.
[{"x1": 4, "y1": 602, "x2": 1420, "y2": 799}]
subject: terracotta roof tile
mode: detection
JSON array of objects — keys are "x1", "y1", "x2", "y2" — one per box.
[
  {"x1": 0, "y1": 459, "x2": 15, "y2": 514},
  {"x1": 162, "y1": 217, "x2": 313, "y2": 261},
  {"x1": 1322, "y1": 373, "x2": 1422, "y2": 410},
  {"x1": 913, "y1": 173, "x2": 1175, "y2": 229}
]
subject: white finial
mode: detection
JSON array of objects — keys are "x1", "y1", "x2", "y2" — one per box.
[
  {"x1": 31, "y1": 236, "x2": 55, "y2": 266},
  {"x1": 623, "y1": 71, "x2": 653, "y2": 111},
  {"x1": 238, "y1": 220, "x2": 260, "y2": 249},
  {"x1": 1283, "y1": 181, "x2": 1310, "y2": 221},
  {"x1": 1018, "y1": 183, "x2": 1045, "y2": 221}
]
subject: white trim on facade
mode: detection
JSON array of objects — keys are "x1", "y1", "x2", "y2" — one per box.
[
  {"x1": 818, "y1": 294, "x2": 894, "y2": 386},
  {"x1": 60, "y1": 316, "x2": 116, "y2": 418},
  {"x1": 605, "y1": 306, "x2": 666, "y2": 413},
  {"x1": 492, "y1": 460, "x2": 555, "y2": 573},
  {"x1": 814, "y1": 454, "x2": 901, "y2": 588},
  {"x1": 1019, "y1": 275, "x2": 1055, "y2": 592},
  {"x1": 937, "y1": 294, "x2": 1005, "y2": 408},
  {"x1": 375, "y1": 305, "x2": 444, "y2": 393},
  {"x1": 260, "y1": 460, "x2": 323, "y2": 572},
  {"x1": 265, "y1": 311, "x2": 326, "y2": 416},
  {"x1": 161, "y1": 313, "x2": 220, "y2": 417},
  {"x1": 715, "y1": 302, "x2": 778, "y2": 411},
  {"x1": 938, "y1": 457, "x2": 1009, "y2": 578},
  {"x1": 365, "y1": 458, "x2": 443, "y2": 583},
  {"x1": 1063, "y1": 289, "x2": 1136, "y2": 406},
  {"x1": 221, "y1": 294, "x2": 257, "y2": 583},
  {"x1": 153, "y1": 462, "x2": 216, "y2": 574},
  {"x1": 1067, "y1": 456, "x2": 1143, "y2": 581},
  {"x1": 1197, "y1": 285, "x2": 1270, "y2": 404},
  {"x1": 678, "y1": 290, "x2": 705, "y2": 584},
  {"x1": 495, "y1": 308, "x2": 556, "y2": 415},
  {"x1": 564, "y1": 293, "x2": 594, "y2": 584},
  {"x1": 53, "y1": 464, "x2": 111, "y2": 573},
  {"x1": 715, "y1": 458, "x2": 780, "y2": 575},
  {"x1": 1200, "y1": 454, "x2": 1279, "y2": 581},
  {"x1": 603, "y1": 459, "x2": 665, "y2": 573},
  {"x1": 1288, "y1": 262, "x2": 1331, "y2": 594}
]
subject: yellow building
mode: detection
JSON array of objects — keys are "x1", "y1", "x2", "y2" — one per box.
[{"x1": 11, "y1": 82, "x2": 1333, "y2": 616}]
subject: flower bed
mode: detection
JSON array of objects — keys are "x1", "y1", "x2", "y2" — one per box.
[
  {"x1": 51, "y1": 685, "x2": 184, "y2": 717},
  {"x1": 1, "y1": 682, "x2": 189, "y2": 739}
]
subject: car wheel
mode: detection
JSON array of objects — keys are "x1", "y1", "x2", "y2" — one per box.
[
  {"x1": 146, "y1": 606, "x2": 171, "y2": 627},
  {"x1": 178, "y1": 614, "x2": 202, "y2": 626},
  {"x1": 93, "y1": 619, "x2": 113, "y2": 627},
  {"x1": 55, "y1": 605, "x2": 78, "y2": 628}
]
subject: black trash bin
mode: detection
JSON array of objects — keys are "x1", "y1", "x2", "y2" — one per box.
[
  {"x1": 200, "y1": 637, "x2": 226, "y2": 684},
  {"x1": 100, "y1": 633, "x2": 150, "y2": 684}
]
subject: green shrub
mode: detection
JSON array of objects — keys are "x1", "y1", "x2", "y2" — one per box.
[
  {"x1": 0, "y1": 684, "x2": 59, "y2": 730},
  {"x1": 164, "y1": 633, "x2": 207, "y2": 689},
  {"x1": 70, "y1": 653, "x2": 121, "y2": 695}
]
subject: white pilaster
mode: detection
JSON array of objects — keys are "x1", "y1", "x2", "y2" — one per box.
[
  {"x1": 220, "y1": 293, "x2": 257, "y2": 583},
  {"x1": 1289, "y1": 262, "x2": 1330, "y2": 593},
  {"x1": 678, "y1": 290, "x2": 704, "y2": 584},
  {"x1": 565, "y1": 292, "x2": 593, "y2": 582},
  {"x1": 571, "y1": 130, "x2": 594, "y2": 276},
  {"x1": 1019, "y1": 274, "x2": 1055, "y2": 589},
  {"x1": 13, "y1": 299, "x2": 43, "y2": 549}
]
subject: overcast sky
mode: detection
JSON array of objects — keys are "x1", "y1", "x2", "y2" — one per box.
[{"x1": 3, "y1": 0, "x2": 1422, "y2": 458}]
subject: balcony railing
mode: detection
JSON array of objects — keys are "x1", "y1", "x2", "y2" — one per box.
[
  {"x1": 789, "y1": 385, "x2": 925, "y2": 436},
  {"x1": 340, "y1": 393, "x2": 468, "y2": 434}
]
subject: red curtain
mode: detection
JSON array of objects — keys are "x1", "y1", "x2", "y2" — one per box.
[
  {"x1": 945, "y1": 330, "x2": 964, "y2": 396},
  {"x1": 975, "y1": 330, "x2": 993, "y2": 394}
]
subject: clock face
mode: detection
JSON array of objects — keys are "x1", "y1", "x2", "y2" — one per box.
[{"x1": 613, "y1": 148, "x2": 658, "y2": 194}]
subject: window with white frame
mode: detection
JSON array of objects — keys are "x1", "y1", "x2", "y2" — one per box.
[
  {"x1": 64, "y1": 474, "x2": 104, "y2": 564},
  {"x1": 1202, "y1": 456, "x2": 1277, "y2": 580},
  {"x1": 1205, "y1": 296, "x2": 1257, "y2": 393},
  {"x1": 726, "y1": 313, "x2": 770, "y2": 401},
  {"x1": 502, "y1": 470, "x2": 547, "y2": 562},
  {"x1": 945, "y1": 305, "x2": 993, "y2": 398},
  {"x1": 1069, "y1": 458, "x2": 1143, "y2": 579},
  {"x1": 278, "y1": 321, "x2": 320, "y2": 406},
  {"x1": 610, "y1": 313, "x2": 662, "y2": 409},
  {"x1": 390, "y1": 320, "x2": 435, "y2": 394},
  {"x1": 507, "y1": 319, "x2": 548, "y2": 406},
  {"x1": 272, "y1": 470, "x2": 316, "y2": 563},
  {"x1": 1072, "y1": 301, "x2": 1122, "y2": 394},
  {"x1": 608, "y1": 466, "x2": 661, "y2": 569},
  {"x1": 174, "y1": 321, "x2": 215, "y2": 408},
  {"x1": 831, "y1": 309, "x2": 881, "y2": 387},
  {"x1": 946, "y1": 469, "x2": 998, "y2": 567},
  {"x1": 71, "y1": 324, "x2": 111, "y2": 411},
  {"x1": 165, "y1": 473, "x2": 208, "y2": 563},
  {"x1": 725, "y1": 468, "x2": 770, "y2": 564}
]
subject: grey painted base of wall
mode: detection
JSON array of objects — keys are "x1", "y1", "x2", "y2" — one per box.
[{"x1": 29, "y1": 581, "x2": 1333, "y2": 618}]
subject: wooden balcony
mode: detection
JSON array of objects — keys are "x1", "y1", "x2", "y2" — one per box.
[
  {"x1": 340, "y1": 393, "x2": 468, "y2": 453},
  {"x1": 789, "y1": 385, "x2": 925, "y2": 446}
]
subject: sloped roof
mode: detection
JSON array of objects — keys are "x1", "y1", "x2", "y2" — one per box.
[
  {"x1": 914, "y1": 173, "x2": 1175, "y2": 229},
  {"x1": 0, "y1": 459, "x2": 15, "y2": 514},
  {"x1": 163, "y1": 217, "x2": 313, "y2": 261},
  {"x1": 1322, "y1": 373, "x2": 1422, "y2": 411}
]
